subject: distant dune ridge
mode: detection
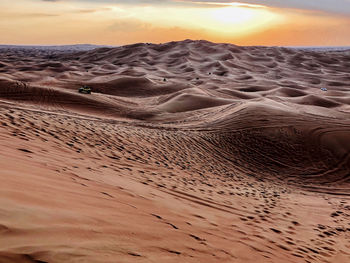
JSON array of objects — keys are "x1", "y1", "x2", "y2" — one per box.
[{"x1": 0, "y1": 40, "x2": 349, "y2": 262}]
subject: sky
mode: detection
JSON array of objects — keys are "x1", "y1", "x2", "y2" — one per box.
[{"x1": 1, "y1": 0, "x2": 350, "y2": 46}]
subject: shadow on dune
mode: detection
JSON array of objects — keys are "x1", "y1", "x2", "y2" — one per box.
[
  {"x1": 195, "y1": 102, "x2": 350, "y2": 187},
  {"x1": 0, "y1": 78, "x2": 157, "y2": 119}
]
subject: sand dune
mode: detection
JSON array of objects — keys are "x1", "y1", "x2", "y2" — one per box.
[{"x1": 0, "y1": 40, "x2": 349, "y2": 263}]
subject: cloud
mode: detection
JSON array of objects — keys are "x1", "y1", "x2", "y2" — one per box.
[
  {"x1": 25, "y1": 12, "x2": 60, "y2": 16},
  {"x1": 176, "y1": 0, "x2": 350, "y2": 15},
  {"x1": 175, "y1": 1, "x2": 265, "y2": 8},
  {"x1": 75, "y1": 7, "x2": 112, "y2": 14},
  {"x1": 108, "y1": 19, "x2": 151, "y2": 32},
  {"x1": 39, "y1": 0, "x2": 350, "y2": 15},
  {"x1": 40, "y1": 0, "x2": 170, "y2": 3},
  {"x1": 0, "y1": 12, "x2": 60, "y2": 18}
]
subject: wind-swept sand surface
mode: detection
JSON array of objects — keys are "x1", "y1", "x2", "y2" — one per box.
[{"x1": 0, "y1": 40, "x2": 349, "y2": 262}]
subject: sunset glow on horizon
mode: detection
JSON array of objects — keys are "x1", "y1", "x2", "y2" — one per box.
[{"x1": 1, "y1": 0, "x2": 350, "y2": 46}]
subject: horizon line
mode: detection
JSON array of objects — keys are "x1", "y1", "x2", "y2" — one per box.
[{"x1": 1, "y1": 40, "x2": 350, "y2": 49}]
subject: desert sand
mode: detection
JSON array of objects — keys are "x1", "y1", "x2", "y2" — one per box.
[{"x1": 0, "y1": 40, "x2": 349, "y2": 263}]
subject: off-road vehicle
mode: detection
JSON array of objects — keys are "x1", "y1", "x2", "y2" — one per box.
[{"x1": 78, "y1": 86, "x2": 92, "y2": 94}]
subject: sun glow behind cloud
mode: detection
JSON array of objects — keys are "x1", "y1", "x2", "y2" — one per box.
[
  {"x1": 178, "y1": 1, "x2": 265, "y2": 8},
  {"x1": 203, "y1": 4, "x2": 283, "y2": 36},
  {"x1": 106, "y1": 2, "x2": 284, "y2": 38},
  {"x1": 0, "y1": 0, "x2": 349, "y2": 45}
]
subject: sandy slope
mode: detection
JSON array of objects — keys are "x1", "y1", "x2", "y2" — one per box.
[{"x1": 0, "y1": 40, "x2": 349, "y2": 263}]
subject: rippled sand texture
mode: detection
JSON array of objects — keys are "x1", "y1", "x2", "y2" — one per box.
[{"x1": 0, "y1": 40, "x2": 349, "y2": 263}]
